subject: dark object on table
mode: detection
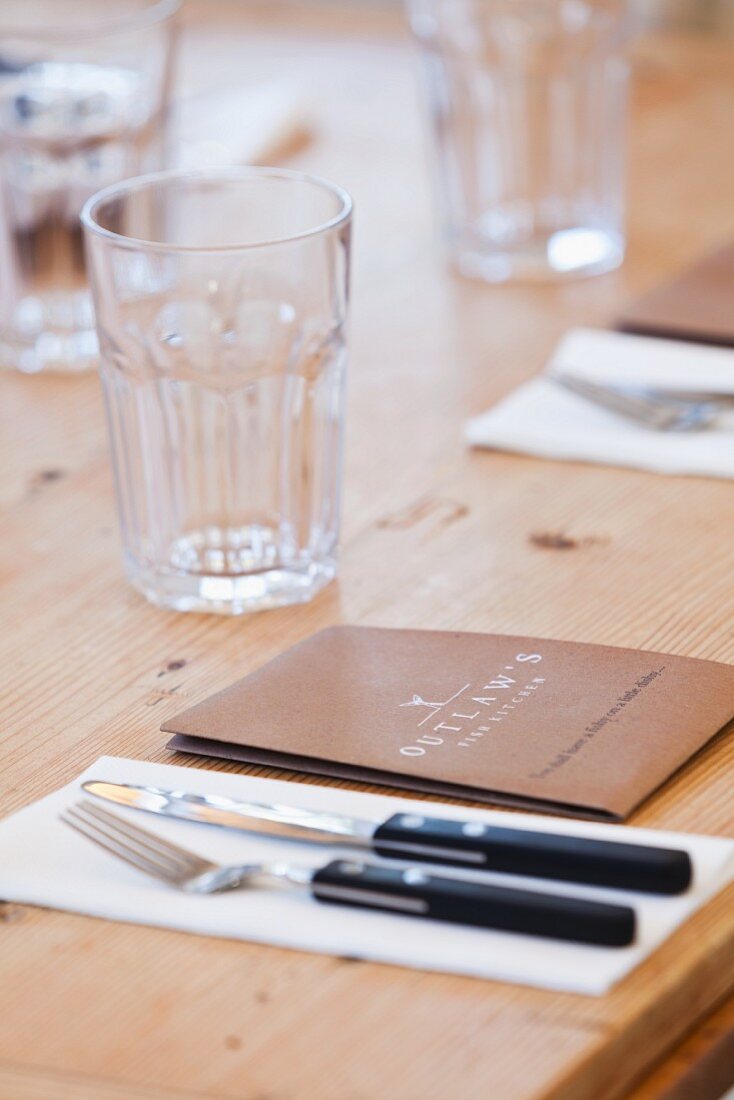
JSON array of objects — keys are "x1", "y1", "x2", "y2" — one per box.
[{"x1": 617, "y1": 242, "x2": 734, "y2": 347}]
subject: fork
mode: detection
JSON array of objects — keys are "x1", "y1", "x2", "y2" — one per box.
[
  {"x1": 60, "y1": 800, "x2": 636, "y2": 946},
  {"x1": 550, "y1": 373, "x2": 734, "y2": 432}
]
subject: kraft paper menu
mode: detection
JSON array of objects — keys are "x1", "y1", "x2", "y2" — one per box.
[
  {"x1": 617, "y1": 241, "x2": 734, "y2": 347},
  {"x1": 163, "y1": 627, "x2": 734, "y2": 820}
]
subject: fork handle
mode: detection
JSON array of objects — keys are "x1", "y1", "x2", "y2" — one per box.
[{"x1": 310, "y1": 860, "x2": 635, "y2": 947}]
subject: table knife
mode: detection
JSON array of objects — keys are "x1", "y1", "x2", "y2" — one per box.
[{"x1": 82, "y1": 779, "x2": 692, "y2": 895}]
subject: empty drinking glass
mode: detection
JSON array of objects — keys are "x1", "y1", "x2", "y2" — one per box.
[
  {"x1": 82, "y1": 167, "x2": 352, "y2": 615},
  {"x1": 409, "y1": 0, "x2": 628, "y2": 282},
  {"x1": 0, "y1": 0, "x2": 179, "y2": 373}
]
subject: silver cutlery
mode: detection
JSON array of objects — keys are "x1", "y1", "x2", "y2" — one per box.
[
  {"x1": 82, "y1": 779, "x2": 692, "y2": 895},
  {"x1": 550, "y1": 373, "x2": 734, "y2": 432},
  {"x1": 60, "y1": 799, "x2": 636, "y2": 946}
]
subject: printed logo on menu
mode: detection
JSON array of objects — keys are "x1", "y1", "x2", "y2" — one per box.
[{"x1": 398, "y1": 653, "x2": 546, "y2": 758}]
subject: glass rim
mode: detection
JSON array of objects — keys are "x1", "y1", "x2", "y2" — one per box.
[
  {"x1": 80, "y1": 166, "x2": 354, "y2": 255},
  {"x1": 0, "y1": 0, "x2": 180, "y2": 40}
]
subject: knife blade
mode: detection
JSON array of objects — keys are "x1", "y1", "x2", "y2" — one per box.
[{"x1": 82, "y1": 779, "x2": 692, "y2": 895}]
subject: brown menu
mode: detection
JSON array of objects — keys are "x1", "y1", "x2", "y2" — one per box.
[
  {"x1": 163, "y1": 626, "x2": 734, "y2": 820},
  {"x1": 617, "y1": 241, "x2": 734, "y2": 347}
]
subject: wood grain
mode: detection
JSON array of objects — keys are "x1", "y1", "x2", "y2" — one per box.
[
  {"x1": 628, "y1": 997, "x2": 734, "y2": 1099},
  {"x1": 2, "y1": 5, "x2": 734, "y2": 1099}
]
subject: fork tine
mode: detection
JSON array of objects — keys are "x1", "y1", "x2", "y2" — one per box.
[
  {"x1": 61, "y1": 806, "x2": 176, "y2": 883},
  {"x1": 78, "y1": 801, "x2": 210, "y2": 875},
  {"x1": 69, "y1": 803, "x2": 191, "y2": 878},
  {"x1": 61, "y1": 802, "x2": 213, "y2": 883}
]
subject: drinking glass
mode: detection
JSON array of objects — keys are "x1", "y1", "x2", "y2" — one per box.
[
  {"x1": 409, "y1": 0, "x2": 628, "y2": 282},
  {"x1": 0, "y1": 0, "x2": 179, "y2": 373},
  {"x1": 82, "y1": 167, "x2": 352, "y2": 615}
]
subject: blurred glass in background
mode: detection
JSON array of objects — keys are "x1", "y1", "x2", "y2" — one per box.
[
  {"x1": 0, "y1": 0, "x2": 179, "y2": 375},
  {"x1": 283, "y1": 0, "x2": 734, "y2": 30},
  {"x1": 409, "y1": 0, "x2": 628, "y2": 283}
]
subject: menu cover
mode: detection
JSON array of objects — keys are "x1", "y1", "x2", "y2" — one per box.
[
  {"x1": 617, "y1": 241, "x2": 734, "y2": 347},
  {"x1": 163, "y1": 626, "x2": 734, "y2": 820}
]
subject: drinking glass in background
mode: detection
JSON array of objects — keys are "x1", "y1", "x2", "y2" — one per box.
[
  {"x1": 0, "y1": 0, "x2": 179, "y2": 374},
  {"x1": 408, "y1": 0, "x2": 628, "y2": 282},
  {"x1": 82, "y1": 167, "x2": 352, "y2": 615}
]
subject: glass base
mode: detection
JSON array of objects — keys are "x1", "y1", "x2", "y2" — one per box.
[
  {"x1": 453, "y1": 227, "x2": 625, "y2": 284},
  {"x1": 126, "y1": 555, "x2": 338, "y2": 615},
  {"x1": 0, "y1": 290, "x2": 99, "y2": 373}
]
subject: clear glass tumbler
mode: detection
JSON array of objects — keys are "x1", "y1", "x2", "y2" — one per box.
[
  {"x1": 409, "y1": 0, "x2": 628, "y2": 282},
  {"x1": 82, "y1": 167, "x2": 352, "y2": 615},
  {"x1": 0, "y1": 0, "x2": 179, "y2": 373}
]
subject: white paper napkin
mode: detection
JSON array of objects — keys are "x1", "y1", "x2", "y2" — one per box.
[
  {"x1": 1, "y1": 756, "x2": 732, "y2": 996},
  {"x1": 466, "y1": 329, "x2": 734, "y2": 478},
  {"x1": 173, "y1": 83, "x2": 311, "y2": 170}
]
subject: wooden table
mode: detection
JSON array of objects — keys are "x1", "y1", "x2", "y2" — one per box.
[{"x1": 2, "y1": 5, "x2": 734, "y2": 1098}]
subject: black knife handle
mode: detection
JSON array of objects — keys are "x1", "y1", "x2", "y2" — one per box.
[
  {"x1": 372, "y1": 814, "x2": 691, "y2": 895},
  {"x1": 310, "y1": 860, "x2": 635, "y2": 946}
]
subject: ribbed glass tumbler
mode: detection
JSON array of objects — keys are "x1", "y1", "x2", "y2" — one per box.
[
  {"x1": 82, "y1": 167, "x2": 352, "y2": 614},
  {"x1": 409, "y1": 0, "x2": 628, "y2": 282}
]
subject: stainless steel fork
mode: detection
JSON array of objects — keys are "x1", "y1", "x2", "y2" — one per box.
[
  {"x1": 59, "y1": 800, "x2": 636, "y2": 945},
  {"x1": 61, "y1": 799, "x2": 288, "y2": 894},
  {"x1": 550, "y1": 373, "x2": 734, "y2": 432}
]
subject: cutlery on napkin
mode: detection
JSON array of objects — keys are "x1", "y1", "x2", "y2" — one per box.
[
  {"x1": 61, "y1": 800, "x2": 636, "y2": 947},
  {"x1": 82, "y1": 778, "x2": 692, "y2": 895},
  {"x1": 2, "y1": 757, "x2": 733, "y2": 994},
  {"x1": 465, "y1": 328, "x2": 734, "y2": 479}
]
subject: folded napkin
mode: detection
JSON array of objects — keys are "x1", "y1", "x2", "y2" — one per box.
[
  {"x1": 1, "y1": 756, "x2": 732, "y2": 996},
  {"x1": 173, "y1": 83, "x2": 311, "y2": 170},
  {"x1": 466, "y1": 328, "x2": 734, "y2": 478}
]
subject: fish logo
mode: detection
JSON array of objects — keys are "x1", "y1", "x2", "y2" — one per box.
[{"x1": 399, "y1": 694, "x2": 449, "y2": 711}]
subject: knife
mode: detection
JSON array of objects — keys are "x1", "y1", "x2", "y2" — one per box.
[{"x1": 82, "y1": 779, "x2": 692, "y2": 895}]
